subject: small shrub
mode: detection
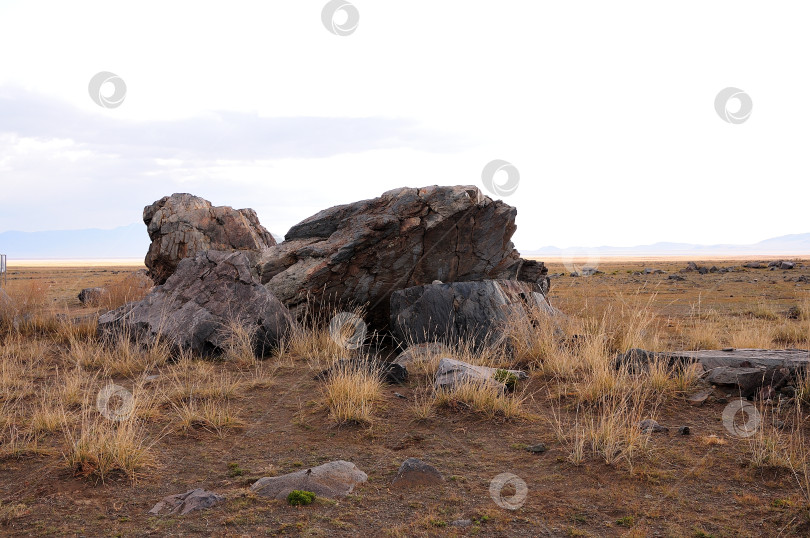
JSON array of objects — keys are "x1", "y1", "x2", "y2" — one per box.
[
  {"x1": 287, "y1": 490, "x2": 315, "y2": 506},
  {"x1": 227, "y1": 462, "x2": 246, "y2": 477},
  {"x1": 616, "y1": 515, "x2": 635, "y2": 527},
  {"x1": 494, "y1": 369, "x2": 519, "y2": 391}
]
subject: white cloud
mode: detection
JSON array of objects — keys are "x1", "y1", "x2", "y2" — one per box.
[{"x1": 0, "y1": 1, "x2": 808, "y2": 250}]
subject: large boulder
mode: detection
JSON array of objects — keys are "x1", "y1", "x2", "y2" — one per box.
[
  {"x1": 251, "y1": 460, "x2": 367, "y2": 500},
  {"x1": 98, "y1": 251, "x2": 296, "y2": 357},
  {"x1": 390, "y1": 279, "x2": 555, "y2": 348},
  {"x1": 256, "y1": 185, "x2": 548, "y2": 329},
  {"x1": 144, "y1": 193, "x2": 276, "y2": 284}
]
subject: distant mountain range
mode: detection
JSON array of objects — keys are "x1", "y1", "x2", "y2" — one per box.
[
  {"x1": 0, "y1": 224, "x2": 285, "y2": 259},
  {"x1": 0, "y1": 224, "x2": 148, "y2": 259},
  {"x1": 526, "y1": 233, "x2": 810, "y2": 257},
  {"x1": 0, "y1": 226, "x2": 807, "y2": 260}
]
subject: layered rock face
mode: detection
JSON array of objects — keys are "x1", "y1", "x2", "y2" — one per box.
[
  {"x1": 256, "y1": 185, "x2": 548, "y2": 329},
  {"x1": 144, "y1": 193, "x2": 276, "y2": 284},
  {"x1": 98, "y1": 250, "x2": 296, "y2": 357}
]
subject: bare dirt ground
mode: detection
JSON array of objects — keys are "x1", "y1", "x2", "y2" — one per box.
[{"x1": 1, "y1": 258, "x2": 809, "y2": 537}]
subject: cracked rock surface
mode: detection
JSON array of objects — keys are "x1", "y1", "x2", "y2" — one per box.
[
  {"x1": 256, "y1": 185, "x2": 548, "y2": 329},
  {"x1": 99, "y1": 250, "x2": 296, "y2": 357},
  {"x1": 144, "y1": 193, "x2": 276, "y2": 284}
]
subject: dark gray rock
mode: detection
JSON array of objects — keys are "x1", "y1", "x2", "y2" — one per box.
[
  {"x1": 705, "y1": 366, "x2": 767, "y2": 395},
  {"x1": 525, "y1": 443, "x2": 547, "y2": 454},
  {"x1": 668, "y1": 274, "x2": 686, "y2": 281},
  {"x1": 781, "y1": 261, "x2": 796, "y2": 270},
  {"x1": 314, "y1": 358, "x2": 408, "y2": 384},
  {"x1": 78, "y1": 287, "x2": 108, "y2": 305},
  {"x1": 390, "y1": 279, "x2": 555, "y2": 349},
  {"x1": 251, "y1": 461, "x2": 367, "y2": 500},
  {"x1": 98, "y1": 251, "x2": 296, "y2": 357},
  {"x1": 255, "y1": 186, "x2": 549, "y2": 330},
  {"x1": 148, "y1": 488, "x2": 225, "y2": 516},
  {"x1": 678, "y1": 426, "x2": 690, "y2": 435},
  {"x1": 391, "y1": 458, "x2": 443, "y2": 488},
  {"x1": 639, "y1": 419, "x2": 668, "y2": 433}
]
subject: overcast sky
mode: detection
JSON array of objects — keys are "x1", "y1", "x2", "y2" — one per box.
[{"x1": 1, "y1": 1, "x2": 809, "y2": 250}]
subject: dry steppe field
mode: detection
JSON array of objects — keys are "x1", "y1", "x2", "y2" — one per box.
[{"x1": 1, "y1": 258, "x2": 809, "y2": 537}]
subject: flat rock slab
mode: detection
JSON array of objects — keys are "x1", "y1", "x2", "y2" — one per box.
[
  {"x1": 434, "y1": 357, "x2": 527, "y2": 391},
  {"x1": 251, "y1": 461, "x2": 367, "y2": 500},
  {"x1": 617, "y1": 348, "x2": 809, "y2": 396},
  {"x1": 391, "y1": 279, "x2": 556, "y2": 349},
  {"x1": 391, "y1": 458, "x2": 443, "y2": 488},
  {"x1": 148, "y1": 488, "x2": 225, "y2": 516},
  {"x1": 674, "y1": 349, "x2": 810, "y2": 371}
]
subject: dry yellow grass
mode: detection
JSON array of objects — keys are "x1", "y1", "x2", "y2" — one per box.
[
  {"x1": 172, "y1": 398, "x2": 243, "y2": 437},
  {"x1": 1, "y1": 260, "x2": 809, "y2": 535},
  {"x1": 99, "y1": 272, "x2": 152, "y2": 310},
  {"x1": 434, "y1": 378, "x2": 528, "y2": 420},
  {"x1": 322, "y1": 359, "x2": 384, "y2": 424}
]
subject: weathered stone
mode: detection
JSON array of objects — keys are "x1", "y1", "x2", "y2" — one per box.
[
  {"x1": 78, "y1": 287, "x2": 108, "y2": 305},
  {"x1": 616, "y1": 348, "x2": 809, "y2": 396},
  {"x1": 705, "y1": 366, "x2": 767, "y2": 395},
  {"x1": 251, "y1": 461, "x2": 367, "y2": 500},
  {"x1": 391, "y1": 458, "x2": 443, "y2": 488},
  {"x1": 144, "y1": 193, "x2": 275, "y2": 284},
  {"x1": 390, "y1": 279, "x2": 555, "y2": 349},
  {"x1": 393, "y1": 342, "x2": 453, "y2": 367},
  {"x1": 781, "y1": 261, "x2": 796, "y2": 270},
  {"x1": 434, "y1": 358, "x2": 527, "y2": 391},
  {"x1": 639, "y1": 419, "x2": 668, "y2": 433},
  {"x1": 255, "y1": 186, "x2": 548, "y2": 330},
  {"x1": 148, "y1": 488, "x2": 225, "y2": 516},
  {"x1": 686, "y1": 389, "x2": 712, "y2": 406},
  {"x1": 98, "y1": 251, "x2": 296, "y2": 357}
]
